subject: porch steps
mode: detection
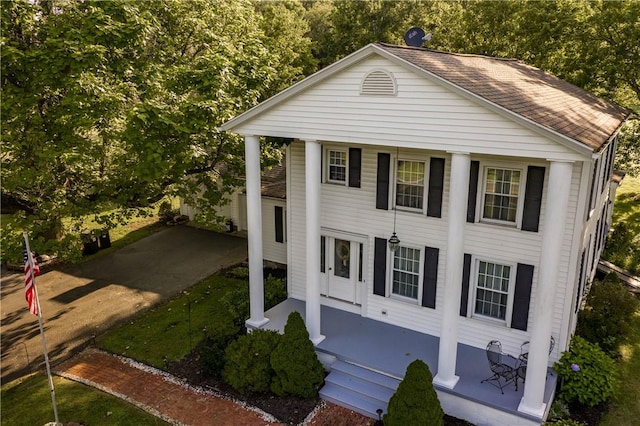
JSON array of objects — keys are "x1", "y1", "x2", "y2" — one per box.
[{"x1": 320, "y1": 360, "x2": 400, "y2": 419}]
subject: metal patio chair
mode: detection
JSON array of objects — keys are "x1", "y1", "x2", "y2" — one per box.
[
  {"x1": 518, "y1": 335, "x2": 555, "y2": 365},
  {"x1": 481, "y1": 340, "x2": 519, "y2": 393}
]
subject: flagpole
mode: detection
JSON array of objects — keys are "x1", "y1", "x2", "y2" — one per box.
[{"x1": 23, "y1": 231, "x2": 60, "y2": 426}]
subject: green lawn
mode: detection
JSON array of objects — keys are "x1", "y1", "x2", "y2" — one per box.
[
  {"x1": 96, "y1": 273, "x2": 246, "y2": 368},
  {"x1": 600, "y1": 306, "x2": 640, "y2": 426},
  {"x1": 612, "y1": 175, "x2": 640, "y2": 237},
  {"x1": 1, "y1": 374, "x2": 169, "y2": 426},
  {"x1": 599, "y1": 175, "x2": 640, "y2": 425}
]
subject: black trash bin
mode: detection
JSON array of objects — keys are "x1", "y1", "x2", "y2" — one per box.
[
  {"x1": 82, "y1": 230, "x2": 99, "y2": 256},
  {"x1": 98, "y1": 230, "x2": 111, "y2": 249},
  {"x1": 225, "y1": 219, "x2": 234, "y2": 233}
]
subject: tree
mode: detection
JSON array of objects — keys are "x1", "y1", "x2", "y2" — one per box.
[
  {"x1": 1, "y1": 0, "x2": 313, "y2": 260},
  {"x1": 384, "y1": 359, "x2": 444, "y2": 426}
]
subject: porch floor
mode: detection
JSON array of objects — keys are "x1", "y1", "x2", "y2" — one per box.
[{"x1": 261, "y1": 298, "x2": 556, "y2": 422}]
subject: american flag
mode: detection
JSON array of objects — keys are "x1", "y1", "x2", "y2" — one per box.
[{"x1": 23, "y1": 240, "x2": 40, "y2": 316}]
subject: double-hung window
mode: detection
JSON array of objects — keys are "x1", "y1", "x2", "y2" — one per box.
[
  {"x1": 327, "y1": 150, "x2": 347, "y2": 183},
  {"x1": 483, "y1": 167, "x2": 521, "y2": 223},
  {"x1": 396, "y1": 160, "x2": 425, "y2": 210},
  {"x1": 474, "y1": 261, "x2": 511, "y2": 321},
  {"x1": 392, "y1": 246, "x2": 421, "y2": 300}
]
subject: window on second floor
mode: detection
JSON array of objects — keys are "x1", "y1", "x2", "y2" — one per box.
[
  {"x1": 482, "y1": 167, "x2": 521, "y2": 224},
  {"x1": 327, "y1": 149, "x2": 347, "y2": 184},
  {"x1": 396, "y1": 160, "x2": 426, "y2": 210}
]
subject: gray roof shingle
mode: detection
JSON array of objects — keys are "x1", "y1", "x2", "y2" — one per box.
[{"x1": 377, "y1": 43, "x2": 630, "y2": 151}]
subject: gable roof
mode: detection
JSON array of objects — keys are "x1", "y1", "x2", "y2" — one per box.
[{"x1": 221, "y1": 43, "x2": 630, "y2": 153}]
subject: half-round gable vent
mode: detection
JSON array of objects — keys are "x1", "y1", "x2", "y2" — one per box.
[{"x1": 360, "y1": 70, "x2": 397, "y2": 96}]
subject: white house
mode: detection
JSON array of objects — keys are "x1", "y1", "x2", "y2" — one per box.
[{"x1": 219, "y1": 43, "x2": 630, "y2": 425}]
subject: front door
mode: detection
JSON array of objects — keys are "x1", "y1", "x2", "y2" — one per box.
[{"x1": 321, "y1": 235, "x2": 364, "y2": 304}]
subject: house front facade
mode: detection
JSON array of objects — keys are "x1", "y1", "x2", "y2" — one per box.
[{"x1": 220, "y1": 43, "x2": 629, "y2": 425}]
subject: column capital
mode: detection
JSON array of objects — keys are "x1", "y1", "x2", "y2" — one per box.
[{"x1": 446, "y1": 151, "x2": 471, "y2": 156}]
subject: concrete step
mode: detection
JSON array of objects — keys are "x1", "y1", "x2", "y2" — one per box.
[
  {"x1": 319, "y1": 360, "x2": 401, "y2": 419},
  {"x1": 320, "y1": 382, "x2": 387, "y2": 419}
]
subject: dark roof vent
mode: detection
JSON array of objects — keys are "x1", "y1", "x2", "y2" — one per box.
[{"x1": 361, "y1": 70, "x2": 397, "y2": 96}]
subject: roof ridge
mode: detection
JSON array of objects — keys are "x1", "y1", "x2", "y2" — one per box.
[{"x1": 376, "y1": 42, "x2": 522, "y2": 63}]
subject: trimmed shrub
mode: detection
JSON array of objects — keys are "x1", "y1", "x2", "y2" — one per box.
[
  {"x1": 200, "y1": 317, "x2": 242, "y2": 377},
  {"x1": 384, "y1": 359, "x2": 444, "y2": 426},
  {"x1": 545, "y1": 420, "x2": 585, "y2": 426},
  {"x1": 222, "y1": 329, "x2": 281, "y2": 394},
  {"x1": 554, "y1": 336, "x2": 618, "y2": 407},
  {"x1": 270, "y1": 312, "x2": 325, "y2": 398},
  {"x1": 576, "y1": 273, "x2": 638, "y2": 354}
]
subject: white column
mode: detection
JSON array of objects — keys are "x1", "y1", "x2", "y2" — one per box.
[
  {"x1": 434, "y1": 152, "x2": 470, "y2": 389},
  {"x1": 244, "y1": 135, "x2": 268, "y2": 328},
  {"x1": 519, "y1": 160, "x2": 574, "y2": 417},
  {"x1": 305, "y1": 140, "x2": 325, "y2": 344}
]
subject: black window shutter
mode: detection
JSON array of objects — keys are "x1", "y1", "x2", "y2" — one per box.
[
  {"x1": 522, "y1": 166, "x2": 546, "y2": 232},
  {"x1": 467, "y1": 161, "x2": 480, "y2": 223},
  {"x1": 427, "y1": 158, "x2": 445, "y2": 218},
  {"x1": 274, "y1": 206, "x2": 284, "y2": 243},
  {"x1": 511, "y1": 263, "x2": 534, "y2": 331},
  {"x1": 376, "y1": 153, "x2": 391, "y2": 210},
  {"x1": 588, "y1": 158, "x2": 599, "y2": 210},
  {"x1": 373, "y1": 237, "x2": 387, "y2": 296},
  {"x1": 575, "y1": 249, "x2": 586, "y2": 313},
  {"x1": 349, "y1": 148, "x2": 362, "y2": 188},
  {"x1": 459, "y1": 253, "x2": 472, "y2": 316},
  {"x1": 422, "y1": 247, "x2": 439, "y2": 308}
]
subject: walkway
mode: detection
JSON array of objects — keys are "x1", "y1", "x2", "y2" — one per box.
[
  {"x1": 55, "y1": 348, "x2": 371, "y2": 426},
  {"x1": 55, "y1": 348, "x2": 280, "y2": 426}
]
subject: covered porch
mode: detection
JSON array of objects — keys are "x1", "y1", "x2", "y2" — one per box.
[{"x1": 259, "y1": 298, "x2": 556, "y2": 425}]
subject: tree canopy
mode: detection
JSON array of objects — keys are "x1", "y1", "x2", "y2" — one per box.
[
  {"x1": 1, "y1": 0, "x2": 637, "y2": 260},
  {"x1": 1, "y1": 0, "x2": 314, "y2": 259}
]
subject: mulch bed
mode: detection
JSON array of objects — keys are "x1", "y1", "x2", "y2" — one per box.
[{"x1": 166, "y1": 343, "x2": 474, "y2": 425}]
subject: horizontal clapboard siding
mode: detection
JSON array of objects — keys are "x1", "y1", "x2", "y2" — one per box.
[
  {"x1": 287, "y1": 144, "x2": 581, "y2": 357},
  {"x1": 233, "y1": 57, "x2": 582, "y2": 161}
]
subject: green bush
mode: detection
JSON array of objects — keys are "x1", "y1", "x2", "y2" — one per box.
[
  {"x1": 270, "y1": 312, "x2": 325, "y2": 398},
  {"x1": 545, "y1": 420, "x2": 585, "y2": 426},
  {"x1": 221, "y1": 274, "x2": 287, "y2": 327},
  {"x1": 576, "y1": 273, "x2": 639, "y2": 354},
  {"x1": 602, "y1": 222, "x2": 640, "y2": 276},
  {"x1": 265, "y1": 275, "x2": 287, "y2": 310},
  {"x1": 200, "y1": 317, "x2": 242, "y2": 377},
  {"x1": 384, "y1": 359, "x2": 444, "y2": 426},
  {"x1": 554, "y1": 336, "x2": 618, "y2": 407},
  {"x1": 222, "y1": 329, "x2": 281, "y2": 394}
]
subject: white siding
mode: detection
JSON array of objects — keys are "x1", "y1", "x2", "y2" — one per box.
[
  {"x1": 261, "y1": 197, "x2": 287, "y2": 265},
  {"x1": 288, "y1": 139, "x2": 581, "y2": 359},
  {"x1": 232, "y1": 57, "x2": 583, "y2": 162}
]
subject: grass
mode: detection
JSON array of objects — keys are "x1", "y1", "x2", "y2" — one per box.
[
  {"x1": 611, "y1": 175, "x2": 640, "y2": 237},
  {"x1": 96, "y1": 273, "x2": 246, "y2": 368},
  {"x1": 599, "y1": 306, "x2": 640, "y2": 426},
  {"x1": 598, "y1": 174, "x2": 640, "y2": 425},
  {"x1": 1, "y1": 374, "x2": 169, "y2": 425}
]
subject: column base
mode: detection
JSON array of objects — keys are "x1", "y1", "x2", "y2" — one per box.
[
  {"x1": 518, "y1": 398, "x2": 546, "y2": 418},
  {"x1": 245, "y1": 317, "x2": 270, "y2": 330},
  {"x1": 433, "y1": 373, "x2": 460, "y2": 389},
  {"x1": 310, "y1": 334, "x2": 326, "y2": 346}
]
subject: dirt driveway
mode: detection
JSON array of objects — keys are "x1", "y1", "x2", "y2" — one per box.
[{"x1": 0, "y1": 225, "x2": 247, "y2": 383}]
